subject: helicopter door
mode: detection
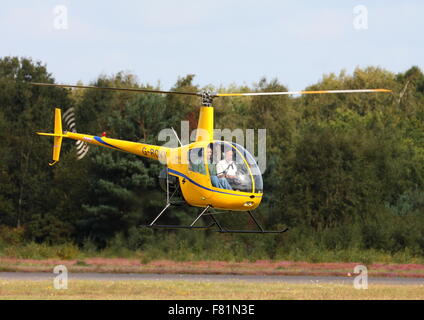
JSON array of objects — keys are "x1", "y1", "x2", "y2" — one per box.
[{"x1": 183, "y1": 147, "x2": 211, "y2": 206}]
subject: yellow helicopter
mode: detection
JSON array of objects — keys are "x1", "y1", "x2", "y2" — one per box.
[{"x1": 33, "y1": 82, "x2": 391, "y2": 234}]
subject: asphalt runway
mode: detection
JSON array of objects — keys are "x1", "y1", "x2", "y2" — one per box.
[{"x1": 0, "y1": 272, "x2": 422, "y2": 285}]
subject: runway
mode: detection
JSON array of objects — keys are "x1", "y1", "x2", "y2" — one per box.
[{"x1": 0, "y1": 272, "x2": 422, "y2": 285}]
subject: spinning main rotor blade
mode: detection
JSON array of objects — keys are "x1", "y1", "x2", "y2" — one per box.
[
  {"x1": 31, "y1": 82, "x2": 392, "y2": 101},
  {"x1": 216, "y1": 89, "x2": 392, "y2": 96},
  {"x1": 30, "y1": 82, "x2": 200, "y2": 96}
]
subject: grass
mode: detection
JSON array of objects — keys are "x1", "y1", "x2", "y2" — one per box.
[
  {"x1": 0, "y1": 279, "x2": 422, "y2": 300},
  {"x1": 1, "y1": 229, "x2": 424, "y2": 265},
  {"x1": 1, "y1": 240, "x2": 424, "y2": 268}
]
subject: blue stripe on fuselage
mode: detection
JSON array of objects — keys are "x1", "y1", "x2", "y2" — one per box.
[
  {"x1": 167, "y1": 168, "x2": 262, "y2": 198},
  {"x1": 94, "y1": 136, "x2": 124, "y2": 151}
]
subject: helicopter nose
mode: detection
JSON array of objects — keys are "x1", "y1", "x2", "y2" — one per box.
[{"x1": 239, "y1": 195, "x2": 261, "y2": 210}]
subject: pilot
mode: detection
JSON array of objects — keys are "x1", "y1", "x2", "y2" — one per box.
[
  {"x1": 207, "y1": 146, "x2": 232, "y2": 190},
  {"x1": 216, "y1": 149, "x2": 238, "y2": 190}
]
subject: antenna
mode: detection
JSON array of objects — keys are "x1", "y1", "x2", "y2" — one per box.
[{"x1": 171, "y1": 127, "x2": 182, "y2": 146}]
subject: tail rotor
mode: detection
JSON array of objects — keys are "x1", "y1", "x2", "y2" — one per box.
[{"x1": 62, "y1": 107, "x2": 89, "y2": 160}]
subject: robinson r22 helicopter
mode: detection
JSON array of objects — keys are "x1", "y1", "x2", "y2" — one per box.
[{"x1": 33, "y1": 82, "x2": 391, "y2": 234}]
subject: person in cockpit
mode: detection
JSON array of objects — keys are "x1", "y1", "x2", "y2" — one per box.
[
  {"x1": 207, "y1": 146, "x2": 232, "y2": 190},
  {"x1": 216, "y1": 149, "x2": 238, "y2": 190}
]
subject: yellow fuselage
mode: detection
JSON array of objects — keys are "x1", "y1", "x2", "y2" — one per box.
[{"x1": 62, "y1": 132, "x2": 262, "y2": 211}]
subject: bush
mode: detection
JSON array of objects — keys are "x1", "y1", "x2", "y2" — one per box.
[
  {"x1": 0, "y1": 226, "x2": 25, "y2": 246},
  {"x1": 56, "y1": 243, "x2": 80, "y2": 260},
  {"x1": 8, "y1": 242, "x2": 57, "y2": 259}
]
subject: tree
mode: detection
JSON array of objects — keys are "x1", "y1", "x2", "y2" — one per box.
[{"x1": 0, "y1": 57, "x2": 72, "y2": 236}]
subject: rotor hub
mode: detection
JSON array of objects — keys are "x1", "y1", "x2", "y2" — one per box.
[{"x1": 201, "y1": 90, "x2": 215, "y2": 107}]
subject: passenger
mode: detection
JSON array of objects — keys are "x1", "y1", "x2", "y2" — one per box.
[
  {"x1": 189, "y1": 149, "x2": 206, "y2": 174},
  {"x1": 206, "y1": 147, "x2": 219, "y2": 187}
]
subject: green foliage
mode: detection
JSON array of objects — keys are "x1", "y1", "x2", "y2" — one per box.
[
  {"x1": 56, "y1": 243, "x2": 80, "y2": 260},
  {"x1": 0, "y1": 226, "x2": 25, "y2": 246}
]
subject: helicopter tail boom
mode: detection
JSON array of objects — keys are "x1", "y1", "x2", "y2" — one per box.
[
  {"x1": 37, "y1": 108, "x2": 171, "y2": 165},
  {"x1": 64, "y1": 131, "x2": 169, "y2": 162}
]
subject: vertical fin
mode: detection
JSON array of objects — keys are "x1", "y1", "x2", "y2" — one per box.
[{"x1": 50, "y1": 108, "x2": 63, "y2": 166}]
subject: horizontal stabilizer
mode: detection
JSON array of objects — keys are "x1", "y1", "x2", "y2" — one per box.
[{"x1": 36, "y1": 132, "x2": 67, "y2": 137}]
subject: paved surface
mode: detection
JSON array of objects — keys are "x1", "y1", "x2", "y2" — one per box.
[{"x1": 0, "y1": 272, "x2": 422, "y2": 285}]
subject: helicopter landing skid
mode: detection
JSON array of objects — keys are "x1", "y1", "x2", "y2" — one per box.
[
  {"x1": 209, "y1": 211, "x2": 289, "y2": 234},
  {"x1": 142, "y1": 204, "x2": 288, "y2": 234}
]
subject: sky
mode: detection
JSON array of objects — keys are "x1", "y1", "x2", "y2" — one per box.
[{"x1": 1, "y1": 0, "x2": 423, "y2": 91}]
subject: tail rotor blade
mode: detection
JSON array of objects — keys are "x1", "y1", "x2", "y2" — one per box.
[{"x1": 62, "y1": 107, "x2": 90, "y2": 160}]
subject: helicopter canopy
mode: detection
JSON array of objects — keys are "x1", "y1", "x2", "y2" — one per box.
[{"x1": 188, "y1": 141, "x2": 263, "y2": 194}]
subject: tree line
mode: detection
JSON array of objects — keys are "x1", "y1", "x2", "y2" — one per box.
[{"x1": 0, "y1": 56, "x2": 423, "y2": 260}]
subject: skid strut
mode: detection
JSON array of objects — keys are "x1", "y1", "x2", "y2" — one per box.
[
  {"x1": 142, "y1": 204, "x2": 288, "y2": 234},
  {"x1": 143, "y1": 205, "x2": 214, "y2": 230}
]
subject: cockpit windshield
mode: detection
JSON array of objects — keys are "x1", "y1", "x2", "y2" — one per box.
[
  {"x1": 232, "y1": 142, "x2": 263, "y2": 193},
  {"x1": 206, "y1": 142, "x2": 263, "y2": 193}
]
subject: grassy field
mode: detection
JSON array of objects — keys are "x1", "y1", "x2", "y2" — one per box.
[
  {"x1": 1, "y1": 251, "x2": 423, "y2": 300},
  {"x1": 0, "y1": 279, "x2": 423, "y2": 300}
]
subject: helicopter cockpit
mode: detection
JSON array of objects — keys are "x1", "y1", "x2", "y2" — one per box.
[{"x1": 189, "y1": 141, "x2": 263, "y2": 193}]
